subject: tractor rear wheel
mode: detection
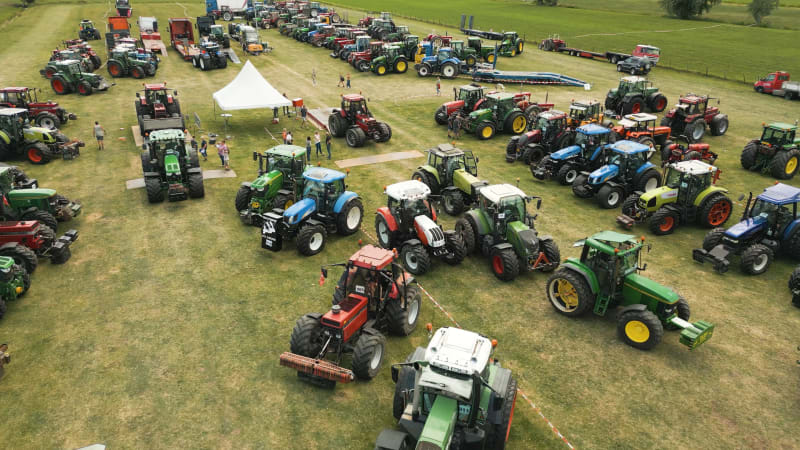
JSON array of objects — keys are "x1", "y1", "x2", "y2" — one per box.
[
  {"x1": 412, "y1": 170, "x2": 440, "y2": 195},
  {"x1": 702, "y1": 228, "x2": 726, "y2": 251},
  {"x1": 35, "y1": 112, "x2": 60, "y2": 129},
  {"x1": 786, "y1": 231, "x2": 800, "y2": 259},
  {"x1": 131, "y1": 66, "x2": 145, "y2": 79},
  {"x1": 375, "y1": 214, "x2": 395, "y2": 249},
  {"x1": 636, "y1": 137, "x2": 656, "y2": 160},
  {"x1": 25, "y1": 143, "x2": 50, "y2": 165},
  {"x1": 297, "y1": 224, "x2": 327, "y2": 256},
  {"x1": 698, "y1": 193, "x2": 733, "y2": 228},
  {"x1": 648, "y1": 93, "x2": 667, "y2": 112},
  {"x1": 741, "y1": 244, "x2": 773, "y2": 275},
  {"x1": 144, "y1": 177, "x2": 164, "y2": 203},
  {"x1": 77, "y1": 81, "x2": 92, "y2": 96},
  {"x1": 634, "y1": 168, "x2": 662, "y2": 192},
  {"x1": 434, "y1": 106, "x2": 448, "y2": 125},
  {"x1": 328, "y1": 113, "x2": 347, "y2": 137},
  {"x1": 50, "y1": 76, "x2": 70, "y2": 95},
  {"x1": 546, "y1": 268, "x2": 593, "y2": 316},
  {"x1": 597, "y1": 184, "x2": 624, "y2": 209},
  {"x1": 476, "y1": 121, "x2": 496, "y2": 140},
  {"x1": 490, "y1": 247, "x2": 519, "y2": 282},
  {"x1": 455, "y1": 216, "x2": 479, "y2": 254},
  {"x1": 504, "y1": 111, "x2": 527, "y2": 135},
  {"x1": 441, "y1": 62, "x2": 458, "y2": 79},
  {"x1": 571, "y1": 174, "x2": 592, "y2": 198},
  {"x1": 289, "y1": 314, "x2": 324, "y2": 357},
  {"x1": 0, "y1": 244, "x2": 38, "y2": 274},
  {"x1": 107, "y1": 61, "x2": 123, "y2": 77},
  {"x1": 345, "y1": 127, "x2": 366, "y2": 147},
  {"x1": 770, "y1": 150, "x2": 800, "y2": 180},
  {"x1": 386, "y1": 285, "x2": 421, "y2": 336},
  {"x1": 21, "y1": 209, "x2": 58, "y2": 232},
  {"x1": 665, "y1": 297, "x2": 691, "y2": 330},
  {"x1": 521, "y1": 144, "x2": 545, "y2": 166},
  {"x1": 710, "y1": 115, "x2": 728, "y2": 136},
  {"x1": 442, "y1": 231, "x2": 466, "y2": 265},
  {"x1": 357, "y1": 60, "x2": 370, "y2": 72},
  {"x1": 524, "y1": 105, "x2": 541, "y2": 123},
  {"x1": 442, "y1": 190, "x2": 464, "y2": 215},
  {"x1": 273, "y1": 193, "x2": 294, "y2": 211},
  {"x1": 648, "y1": 208, "x2": 679, "y2": 235},
  {"x1": 740, "y1": 141, "x2": 759, "y2": 170},
  {"x1": 686, "y1": 119, "x2": 705, "y2": 142},
  {"x1": 188, "y1": 173, "x2": 205, "y2": 198},
  {"x1": 556, "y1": 163, "x2": 579, "y2": 185},
  {"x1": 401, "y1": 244, "x2": 430, "y2": 275},
  {"x1": 617, "y1": 309, "x2": 663, "y2": 350},
  {"x1": 200, "y1": 57, "x2": 209, "y2": 71},
  {"x1": 352, "y1": 330, "x2": 386, "y2": 380},
  {"x1": 622, "y1": 96, "x2": 644, "y2": 115},
  {"x1": 336, "y1": 198, "x2": 363, "y2": 235},
  {"x1": 486, "y1": 376, "x2": 517, "y2": 450}
]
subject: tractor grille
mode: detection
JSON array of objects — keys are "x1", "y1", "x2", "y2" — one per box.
[{"x1": 429, "y1": 226, "x2": 445, "y2": 246}]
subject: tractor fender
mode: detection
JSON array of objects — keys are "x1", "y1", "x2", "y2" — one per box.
[
  {"x1": 635, "y1": 162, "x2": 656, "y2": 175},
  {"x1": 550, "y1": 145, "x2": 580, "y2": 161},
  {"x1": 0, "y1": 131, "x2": 10, "y2": 145},
  {"x1": 187, "y1": 167, "x2": 202, "y2": 174},
  {"x1": 304, "y1": 312, "x2": 323, "y2": 321},
  {"x1": 783, "y1": 219, "x2": 800, "y2": 241},
  {"x1": 240, "y1": 181, "x2": 252, "y2": 188},
  {"x1": 560, "y1": 261, "x2": 599, "y2": 294},
  {"x1": 491, "y1": 242, "x2": 514, "y2": 252},
  {"x1": 333, "y1": 191, "x2": 359, "y2": 214},
  {"x1": 143, "y1": 171, "x2": 160, "y2": 178},
  {"x1": 376, "y1": 206, "x2": 398, "y2": 232},
  {"x1": 693, "y1": 186, "x2": 729, "y2": 207},
  {"x1": 616, "y1": 303, "x2": 648, "y2": 319},
  {"x1": 417, "y1": 165, "x2": 440, "y2": 184},
  {"x1": 361, "y1": 327, "x2": 382, "y2": 337},
  {"x1": 400, "y1": 238, "x2": 422, "y2": 248},
  {"x1": 464, "y1": 209, "x2": 489, "y2": 236}
]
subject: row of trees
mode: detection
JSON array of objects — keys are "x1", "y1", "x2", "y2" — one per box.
[{"x1": 658, "y1": 0, "x2": 779, "y2": 24}]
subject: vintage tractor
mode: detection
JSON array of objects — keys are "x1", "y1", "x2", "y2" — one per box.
[
  {"x1": 467, "y1": 36, "x2": 498, "y2": 62},
  {"x1": 499, "y1": 31, "x2": 524, "y2": 56},
  {"x1": 43, "y1": 50, "x2": 95, "y2": 75},
  {"x1": 532, "y1": 124, "x2": 613, "y2": 185},
  {"x1": 506, "y1": 109, "x2": 572, "y2": 165},
  {"x1": 0, "y1": 108, "x2": 83, "y2": 164},
  {"x1": 327, "y1": 94, "x2": 392, "y2": 147},
  {"x1": 0, "y1": 220, "x2": 77, "y2": 272},
  {"x1": 546, "y1": 231, "x2": 715, "y2": 350},
  {"x1": 0, "y1": 256, "x2": 31, "y2": 319},
  {"x1": 140, "y1": 129, "x2": 204, "y2": 203},
  {"x1": 415, "y1": 46, "x2": 465, "y2": 79},
  {"x1": 350, "y1": 41, "x2": 384, "y2": 72},
  {"x1": 609, "y1": 113, "x2": 671, "y2": 158},
  {"x1": 455, "y1": 183, "x2": 560, "y2": 281},
  {"x1": 791, "y1": 267, "x2": 800, "y2": 307},
  {"x1": 617, "y1": 160, "x2": 732, "y2": 235},
  {"x1": 235, "y1": 145, "x2": 308, "y2": 226},
  {"x1": 411, "y1": 143, "x2": 486, "y2": 216},
  {"x1": 48, "y1": 60, "x2": 112, "y2": 96},
  {"x1": 107, "y1": 47, "x2": 157, "y2": 78},
  {"x1": 370, "y1": 44, "x2": 409, "y2": 75},
  {"x1": 434, "y1": 84, "x2": 486, "y2": 125},
  {"x1": 693, "y1": 183, "x2": 800, "y2": 275},
  {"x1": 374, "y1": 327, "x2": 517, "y2": 450},
  {"x1": 191, "y1": 41, "x2": 228, "y2": 70},
  {"x1": 134, "y1": 83, "x2": 184, "y2": 135},
  {"x1": 660, "y1": 136, "x2": 719, "y2": 165},
  {"x1": 572, "y1": 140, "x2": 663, "y2": 209},
  {"x1": 261, "y1": 167, "x2": 363, "y2": 256},
  {"x1": 0, "y1": 166, "x2": 82, "y2": 231},
  {"x1": 78, "y1": 19, "x2": 102, "y2": 41},
  {"x1": 0, "y1": 87, "x2": 76, "y2": 130},
  {"x1": 567, "y1": 100, "x2": 607, "y2": 128},
  {"x1": 279, "y1": 244, "x2": 420, "y2": 387},
  {"x1": 660, "y1": 94, "x2": 728, "y2": 142},
  {"x1": 740, "y1": 122, "x2": 800, "y2": 180},
  {"x1": 604, "y1": 76, "x2": 667, "y2": 118},
  {"x1": 375, "y1": 180, "x2": 466, "y2": 274},
  {"x1": 461, "y1": 92, "x2": 529, "y2": 140}
]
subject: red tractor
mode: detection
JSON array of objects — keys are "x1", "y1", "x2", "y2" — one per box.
[
  {"x1": 609, "y1": 113, "x2": 671, "y2": 159},
  {"x1": 63, "y1": 41, "x2": 102, "y2": 71},
  {"x1": 0, "y1": 221, "x2": 77, "y2": 273},
  {"x1": 506, "y1": 109, "x2": 573, "y2": 164},
  {"x1": 349, "y1": 41, "x2": 384, "y2": 72},
  {"x1": 660, "y1": 136, "x2": 718, "y2": 165},
  {"x1": 0, "y1": 87, "x2": 76, "y2": 130},
  {"x1": 279, "y1": 245, "x2": 421, "y2": 388},
  {"x1": 660, "y1": 94, "x2": 728, "y2": 143},
  {"x1": 327, "y1": 94, "x2": 392, "y2": 147},
  {"x1": 134, "y1": 83, "x2": 184, "y2": 135}
]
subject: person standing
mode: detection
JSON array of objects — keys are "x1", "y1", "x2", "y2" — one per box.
[
  {"x1": 300, "y1": 105, "x2": 308, "y2": 128},
  {"x1": 286, "y1": 130, "x2": 293, "y2": 145},
  {"x1": 436, "y1": 77, "x2": 441, "y2": 96},
  {"x1": 325, "y1": 133, "x2": 332, "y2": 160},
  {"x1": 305, "y1": 136, "x2": 312, "y2": 161},
  {"x1": 453, "y1": 114, "x2": 462, "y2": 140},
  {"x1": 447, "y1": 114, "x2": 454, "y2": 139},
  {"x1": 314, "y1": 131, "x2": 322, "y2": 159},
  {"x1": 338, "y1": 73, "x2": 345, "y2": 88},
  {"x1": 199, "y1": 138, "x2": 208, "y2": 161},
  {"x1": 282, "y1": 93, "x2": 290, "y2": 115},
  {"x1": 216, "y1": 140, "x2": 228, "y2": 167},
  {"x1": 94, "y1": 121, "x2": 105, "y2": 150},
  {"x1": 346, "y1": 73, "x2": 351, "y2": 89}
]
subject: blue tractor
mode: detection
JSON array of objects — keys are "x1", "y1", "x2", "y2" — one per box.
[
  {"x1": 261, "y1": 167, "x2": 364, "y2": 256},
  {"x1": 572, "y1": 140, "x2": 662, "y2": 208},
  {"x1": 340, "y1": 35, "x2": 370, "y2": 61},
  {"x1": 532, "y1": 123, "x2": 614, "y2": 185},
  {"x1": 693, "y1": 183, "x2": 800, "y2": 275},
  {"x1": 415, "y1": 46, "x2": 465, "y2": 79}
]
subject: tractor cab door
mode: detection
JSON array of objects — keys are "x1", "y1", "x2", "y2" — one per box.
[
  {"x1": 677, "y1": 172, "x2": 705, "y2": 207},
  {"x1": 582, "y1": 246, "x2": 616, "y2": 295},
  {"x1": 463, "y1": 151, "x2": 478, "y2": 176},
  {"x1": 322, "y1": 179, "x2": 344, "y2": 213},
  {"x1": 773, "y1": 204, "x2": 796, "y2": 238}
]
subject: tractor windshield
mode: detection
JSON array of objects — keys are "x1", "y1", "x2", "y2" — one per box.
[
  {"x1": 268, "y1": 155, "x2": 292, "y2": 172},
  {"x1": 498, "y1": 195, "x2": 525, "y2": 222},
  {"x1": 664, "y1": 167, "x2": 683, "y2": 188},
  {"x1": 749, "y1": 199, "x2": 781, "y2": 219},
  {"x1": 438, "y1": 49, "x2": 452, "y2": 60},
  {"x1": 404, "y1": 198, "x2": 431, "y2": 219},
  {"x1": 574, "y1": 132, "x2": 592, "y2": 147},
  {"x1": 761, "y1": 127, "x2": 789, "y2": 145},
  {"x1": 303, "y1": 179, "x2": 326, "y2": 200}
]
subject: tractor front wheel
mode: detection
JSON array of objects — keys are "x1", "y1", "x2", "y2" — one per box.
[
  {"x1": 556, "y1": 163, "x2": 579, "y2": 185},
  {"x1": 107, "y1": 61, "x2": 123, "y2": 77},
  {"x1": 648, "y1": 208, "x2": 679, "y2": 235},
  {"x1": 21, "y1": 209, "x2": 58, "y2": 232},
  {"x1": 289, "y1": 314, "x2": 324, "y2": 357},
  {"x1": 455, "y1": 216, "x2": 478, "y2": 254},
  {"x1": 336, "y1": 198, "x2": 363, "y2": 235},
  {"x1": 741, "y1": 244, "x2": 773, "y2": 275},
  {"x1": 131, "y1": 66, "x2": 145, "y2": 79},
  {"x1": 539, "y1": 239, "x2": 560, "y2": 272},
  {"x1": 770, "y1": 150, "x2": 800, "y2": 180},
  {"x1": 0, "y1": 244, "x2": 38, "y2": 274},
  {"x1": 234, "y1": 186, "x2": 252, "y2": 212},
  {"x1": 77, "y1": 81, "x2": 92, "y2": 96},
  {"x1": 144, "y1": 177, "x2": 164, "y2": 203},
  {"x1": 702, "y1": 228, "x2": 726, "y2": 251},
  {"x1": 417, "y1": 63, "x2": 432, "y2": 77},
  {"x1": 505, "y1": 111, "x2": 527, "y2": 135},
  {"x1": 710, "y1": 115, "x2": 728, "y2": 136},
  {"x1": 297, "y1": 224, "x2": 327, "y2": 256},
  {"x1": 622, "y1": 96, "x2": 644, "y2": 115},
  {"x1": 486, "y1": 376, "x2": 517, "y2": 450},
  {"x1": 328, "y1": 113, "x2": 347, "y2": 137},
  {"x1": 25, "y1": 143, "x2": 51, "y2": 165},
  {"x1": 442, "y1": 190, "x2": 464, "y2": 215},
  {"x1": 699, "y1": 193, "x2": 733, "y2": 228},
  {"x1": 401, "y1": 244, "x2": 430, "y2": 275},
  {"x1": 617, "y1": 309, "x2": 664, "y2": 350},
  {"x1": 686, "y1": 119, "x2": 706, "y2": 143},
  {"x1": 345, "y1": 127, "x2": 366, "y2": 147},
  {"x1": 377, "y1": 122, "x2": 392, "y2": 142},
  {"x1": 621, "y1": 193, "x2": 640, "y2": 218},
  {"x1": 393, "y1": 365, "x2": 416, "y2": 420},
  {"x1": 386, "y1": 285, "x2": 421, "y2": 336},
  {"x1": 441, "y1": 62, "x2": 458, "y2": 79},
  {"x1": 490, "y1": 247, "x2": 519, "y2": 282},
  {"x1": 665, "y1": 297, "x2": 691, "y2": 330},
  {"x1": 352, "y1": 330, "x2": 386, "y2": 380},
  {"x1": 571, "y1": 174, "x2": 593, "y2": 199},
  {"x1": 375, "y1": 214, "x2": 395, "y2": 249},
  {"x1": 477, "y1": 121, "x2": 496, "y2": 140},
  {"x1": 546, "y1": 269, "x2": 593, "y2": 316},
  {"x1": 442, "y1": 231, "x2": 466, "y2": 265},
  {"x1": 597, "y1": 184, "x2": 624, "y2": 209},
  {"x1": 35, "y1": 112, "x2": 60, "y2": 130}
]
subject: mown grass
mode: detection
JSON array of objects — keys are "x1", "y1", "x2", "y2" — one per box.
[{"x1": 0, "y1": 1, "x2": 799, "y2": 449}]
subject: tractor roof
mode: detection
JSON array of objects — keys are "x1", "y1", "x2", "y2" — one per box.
[
  {"x1": 485, "y1": 92, "x2": 515, "y2": 101},
  {"x1": 620, "y1": 76, "x2": 647, "y2": 83},
  {"x1": 589, "y1": 230, "x2": 637, "y2": 245},
  {"x1": 622, "y1": 113, "x2": 657, "y2": 123},
  {"x1": 537, "y1": 109, "x2": 566, "y2": 121},
  {"x1": 480, "y1": 183, "x2": 526, "y2": 204},
  {"x1": 670, "y1": 160, "x2": 718, "y2": 175},
  {"x1": 303, "y1": 167, "x2": 346, "y2": 183},
  {"x1": 54, "y1": 59, "x2": 80, "y2": 66},
  {"x1": 767, "y1": 122, "x2": 797, "y2": 131},
  {"x1": 757, "y1": 183, "x2": 800, "y2": 205},
  {"x1": 144, "y1": 83, "x2": 168, "y2": 90},
  {"x1": 424, "y1": 327, "x2": 492, "y2": 376},
  {"x1": 385, "y1": 180, "x2": 430, "y2": 201},
  {"x1": 0, "y1": 108, "x2": 27, "y2": 116},
  {"x1": 349, "y1": 244, "x2": 395, "y2": 269},
  {"x1": 427, "y1": 143, "x2": 464, "y2": 157},
  {"x1": 679, "y1": 94, "x2": 707, "y2": 104},
  {"x1": 609, "y1": 140, "x2": 651, "y2": 154},
  {"x1": 266, "y1": 144, "x2": 306, "y2": 158},
  {"x1": 0, "y1": 87, "x2": 28, "y2": 93},
  {"x1": 570, "y1": 100, "x2": 599, "y2": 109},
  {"x1": 577, "y1": 124, "x2": 611, "y2": 135},
  {"x1": 342, "y1": 93, "x2": 365, "y2": 102},
  {"x1": 148, "y1": 129, "x2": 185, "y2": 141},
  {"x1": 460, "y1": 84, "x2": 482, "y2": 91}
]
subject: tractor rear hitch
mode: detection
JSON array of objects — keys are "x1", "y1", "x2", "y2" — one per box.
[{"x1": 692, "y1": 246, "x2": 730, "y2": 273}]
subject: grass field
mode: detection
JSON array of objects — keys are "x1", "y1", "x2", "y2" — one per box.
[{"x1": 0, "y1": 0, "x2": 799, "y2": 448}]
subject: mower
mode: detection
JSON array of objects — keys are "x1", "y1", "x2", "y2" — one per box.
[
  {"x1": 411, "y1": 143, "x2": 486, "y2": 216},
  {"x1": 740, "y1": 122, "x2": 800, "y2": 180},
  {"x1": 140, "y1": 129, "x2": 204, "y2": 203},
  {"x1": 328, "y1": 94, "x2": 391, "y2": 147}
]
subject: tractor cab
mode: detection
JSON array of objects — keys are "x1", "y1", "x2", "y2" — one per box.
[
  {"x1": 595, "y1": 140, "x2": 651, "y2": 183},
  {"x1": 533, "y1": 109, "x2": 568, "y2": 142},
  {"x1": 760, "y1": 123, "x2": 797, "y2": 147},
  {"x1": 147, "y1": 129, "x2": 187, "y2": 161},
  {"x1": 662, "y1": 160, "x2": 719, "y2": 204},
  {"x1": 138, "y1": 84, "x2": 177, "y2": 118},
  {"x1": 615, "y1": 113, "x2": 658, "y2": 134},
  {"x1": 425, "y1": 144, "x2": 478, "y2": 186},
  {"x1": 385, "y1": 180, "x2": 435, "y2": 230},
  {"x1": 479, "y1": 183, "x2": 533, "y2": 238},
  {"x1": 572, "y1": 124, "x2": 613, "y2": 157},
  {"x1": 261, "y1": 144, "x2": 307, "y2": 177},
  {"x1": 80, "y1": 20, "x2": 94, "y2": 31},
  {"x1": 209, "y1": 24, "x2": 225, "y2": 39},
  {"x1": 455, "y1": 84, "x2": 485, "y2": 110},
  {"x1": 436, "y1": 47, "x2": 454, "y2": 63},
  {"x1": 0, "y1": 108, "x2": 29, "y2": 140},
  {"x1": 676, "y1": 94, "x2": 709, "y2": 116},
  {"x1": 503, "y1": 31, "x2": 519, "y2": 42},
  {"x1": 568, "y1": 100, "x2": 602, "y2": 126},
  {"x1": 744, "y1": 184, "x2": 799, "y2": 238},
  {"x1": 0, "y1": 88, "x2": 33, "y2": 109},
  {"x1": 298, "y1": 167, "x2": 346, "y2": 216},
  {"x1": 578, "y1": 231, "x2": 644, "y2": 295},
  {"x1": 341, "y1": 94, "x2": 371, "y2": 119},
  {"x1": 617, "y1": 76, "x2": 650, "y2": 94}
]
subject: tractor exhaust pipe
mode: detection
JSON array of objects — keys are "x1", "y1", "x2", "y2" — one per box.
[{"x1": 279, "y1": 352, "x2": 355, "y2": 383}]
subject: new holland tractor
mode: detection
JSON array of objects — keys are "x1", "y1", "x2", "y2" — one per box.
[
  {"x1": 0, "y1": 108, "x2": 83, "y2": 164},
  {"x1": 740, "y1": 122, "x2": 800, "y2": 180},
  {"x1": 375, "y1": 180, "x2": 466, "y2": 275},
  {"x1": 235, "y1": 145, "x2": 308, "y2": 226},
  {"x1": 327, "y1": 94, "x2": 391, "y2": 147},
  {"x1": 693, "y1": 183, "x2": 800, "y2": 275},
  {"x1": 411, "y1": 143, "x2": 486, "y2": 216},
  {"x1": 532, "y1": 123, "x2": 614, "y2": 185},
  {"x1": 617, "y1": 160, "x2": 733, "y2": 235},
  {"x1": 0, "y1": 255, "x2": 31, "y2": 319},
  {"x1": 374, "y1": 327, "x2": 517, "y2": 450},
  {"x1": 546, "y1": 231, "x2": 715, "y2": 351},
  {"x1": 572, "y1": 140, "x2": 663, "y2": 209},
  {"x1": 455, "y1": 183, "x2": 560, "y2": 281},
  {"x1": 140, "y1": 129, "x2": 204, "y2": 203},
  {"x1": 0, "y1": 166, "x2": 82, "y2": 231},
  {"x1": 279, "y1": 245, "x2": 421, "y2": 388},
  {"x1": 604, "y1": 76, "x2": 667, "y2": 118},
  {"x1": 415, "y1": 46, "x2": 466, "y2": 79},
  {"x1": 462, "y1": 92, "x2": 529, "y2": 141},
  {"x1": 260, "y1": 167, "x2": 363, "y2": 256}
]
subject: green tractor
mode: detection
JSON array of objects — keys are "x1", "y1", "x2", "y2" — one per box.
[
  {"x1": 740, "y1": 122, "x2": 800, "y2": 180},
  {"x1": 467, "y1": 36, "x2": 497, "y2": 63},
  {"x1": 209, "y1": 24, "x2": 231, "y2": 48},
  {"x1": 375, "y1": 326, "x2": 517, "y2": 450},
  {"x1": 235, "y1": 145, "x2": 309, "y2": 226},
  {"x1": 462, "y1": 92, "x2": 529, "y2": 140},
  {"x1": 0, "y1": 108, "x2": 83, "y2": 164},
  {"x1": 411, "y1": 143, "x2": 486, "y2": 216},
  {"x1": 604, "y1": 76, "x2": 667, "y2": 118},
  {"x1": 78, "y1": 19, "x2": 102, "y2": 41},
  {"x1": 498, "y1": 31, "x2": 524, "y2": 57},
  {"x1": 455, "y1": 183, "x2": 560, "y2": 281},
  {"x1": 0, "y1": 255, "x2": 31, "y2": 319},
  {"x1": 0, "y1": 166, "x2": 82, "y2": 231},
  {"x1": 397, "y1": 34, "x2": 419, "y2": 60},
  {"x1": 546, "y1": 231, "x2": 715, "y2": 350},
  {"x1": 617, "y1": 160, "x2": 733, "y2": 235},
  {"x1": 140, "y1": 129, "x2": 204, "y2": 203},
  {"x1": 48, "y1": 60, "x2": 112, "y2": 96},
  {"x1": 106, "y1": 47, "x2": 157, "y2": 79},
  {"x1": 449, "y1": 40, "x2": 478, "y2": 66},
  {"x1": 369, "y1": 44, "x2": 409, "y2": 75}
]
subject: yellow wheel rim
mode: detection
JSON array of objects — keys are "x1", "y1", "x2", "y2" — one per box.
[
  {"x1": 555, "y1": 279, "x2": 579, "y2": 309},
  {"x1": 284, "y1": 199, "x2": 294, "y2": 209},
  {"x1": 397, "y1": 61, "x2": 406, "y2": 71},
  {"x1": 511, "y1": 49, "x2": 516, "y2": 56},
  {"x1": 625, "y1": 320, "x2": 650, "y2": 343},
  {"x1": 378, "y1": 66, "x2": 385, "y2": 74},
  {"x1": 488, "y1": 54, "x2": 495, "y2": 63},
  {"x1": 481, "y1": 126, "x2": 492, "y2": 138},
  {"x1": 512, "y1": 116, "x2": 526, "y2": 133},
  {"x1": 786, "y1": 156, "x2": 798, "y2": 175}
]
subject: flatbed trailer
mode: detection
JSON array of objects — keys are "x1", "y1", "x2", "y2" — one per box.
[
  {"x1": 539, "y1": 36, "x2": 660, "y2": 65},
  {"x1": 138, "y1": 16, "x2": 168, "y2": 56},
  {"x1": 459, "y1": 15, "x2": 503, "y2": 40},
  {"x1": 169, "y1": 18, "x2": 201, "y2": 60},
  {"x1": 469, "y1": 61, "x2": 590, "y2": 88}
]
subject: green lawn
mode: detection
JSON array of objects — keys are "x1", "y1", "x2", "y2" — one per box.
[{"x1": 0, "y1": 1, "x2": 799, "y2": 449}]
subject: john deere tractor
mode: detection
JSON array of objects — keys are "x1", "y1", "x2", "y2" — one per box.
[
  {"x1": 693, "y1": 183, "x2": 800, "y2": 275},
  {"x1": 740, "y1": 122, "x2": 800, "y2": 180},
  {"x1": 107, "y1": 47, "x2": 157, "y2": 79},
  {"x1": 78, "y1": 19, "x2": 101, "y2": 41},
  {"x1": 467, "y1": 36, "x2": 497, "y2": 62},
  {"x1": 0, "y1": 108, "x2": 83, "y2": 164},
  {"x1": 375, "y1": 327, "x2": 517, "y2": 450},
  {"x1": 48, "y1": 60, "x2": 112, "y2": 96},
  {"x1": 411, "y1": 143, "x2": 486, "y2": 216},
  {"x1": 455, "y1": 184, "x2": 560, "y2": 281},
  {"x1": 140, "y1": 129, "x2": 204, "y2": 203},
  {"x1": 0, "y1": 255, "x2": 31, "y2": 319},
  {"x1": 532, "y1": 123, "x2": 613, "y2": 185},
  {"x1": 462, "y1": 92, "x2": 528, "y2": 140},
  {"x1": 235, "y1": 145, "x2": 309, "y2": 226},
  {"x1": 0, "y1": 166, "x2": 82, "y2": 231},
  {"x1": 546, "y1": 231, "x2": 715, "y2": 350},
  {"x1": 369, "y1": 44, "x2": 409, "y2": 75},
  {"x1": 617, "y1": 160, "x2": 733, "y2": 235},
  {"x1": 499, "y1": 31, "x2": 524, "y2": 56},
  {"x1": 604, "y1": 76, "x2": 667, "y2": 118}
]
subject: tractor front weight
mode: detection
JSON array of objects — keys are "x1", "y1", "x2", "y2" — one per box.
[{"x1": 669, "y1": 316, "x2": 715, "y2": 350}]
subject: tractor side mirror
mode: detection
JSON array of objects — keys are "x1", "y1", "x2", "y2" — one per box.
[
  {"x1": 391, "y1": 365, "x2": 399, "y2": 383},
  {"x1": 475, "y1": 156, "x2": 479, "y2": 163},
  {"x1": 639, "y1": 263, "x2": 648, "y2": 271},
  {"x1": 536, "y1": 198, "x2": 542, "y2": 210},
  {"x1": 320, "y1": 268, "x2": 328, "y2": 278},
  {"x1": 136, "y1": 92, "x2": 140, "y2": 97},
  {"x1": 174, "y1": 90, "x2": 178, "y2": 96},
  {"x1": 572, "y1": 239, "x2": 585, "y2": 247},
  {"x1": 738, "y1": 194, "x2": 745, "y2": 201},
  {"x1": 647, "y1": 244, "x2": 652, "y2": 253},
  {"x1": 252, "y1": 151, "x2": 258, "y2": 161}
]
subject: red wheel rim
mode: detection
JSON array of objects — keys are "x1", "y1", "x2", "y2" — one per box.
[
  {"x1": 492, "y1": 255, "x2": 504, "y2": 274},
  {"x1": 52, "y1": 79, "x2": 64, "y2": 93},
  {"x1": 79, "y1": 84, "x2": 88, "y2": 94},
  {"x1": 657, "y1": 98, "x2": 666, "y2": 110},
  {"x1": 632, "y1": 103, "x2": 642, "y2": 113},
  {"x1": 110, "y1": 65, "x2": 120, "y2": 75},
  {"x1": 27, "y1": 148, "x2": 42, "y2": 163},
  {"x1": 659, "y1": 216, "x2": 674, "y2": 232},
  {"x1": 708, "y1": 202, "x2": 731, "y2": 226}
]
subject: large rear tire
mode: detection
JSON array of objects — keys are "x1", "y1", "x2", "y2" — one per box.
[
  {"x1": 770, "y1": 150, "x2": 800, "y2": 180},
  {"x1": 455, "y1": 216, "x2": 477, "y2": 254},
  {"x1": 634, "y1": 169, "x2": 662, "y2": 192},
  {"x1": 411, "y1": 170, "x2": 440, "y2": 195},
  {"x1": 336, "y1": 198, "x2": 363, "y2": 235},
  {"x1": 442, "y1": 231, "x2": 466, "y2": 265},
  {"x1": 328, "y1": 113, "x2": 347, "y2": 138},
  {"x1": 345, "y1": 127, "x2": 366, "y2": 147},
  {"x1": 442, "y1": 190, "x2": 464, "y2": 216},
  {"x1": 235, "y1": 186, "x2": 252, "y2": 212},
  {"x1": 702, "y1": 228, "x2": 726, "y2": 251},
  {"x1": 25, "y1": 142, "x2": 51, "y2": 165},
  {"x1": 400, "y1": 243, "x2": 430, "y2": 275},
  {"x1": 597, "y1": 184, "x2": 624, "y2": 209},
  {"x1": 648, "y1": 208, "x2": 679, "y2": 235},
  {"x1": 740, "y1": 141, "x2": 759, "y2": 170},
  {"x1": 0, "y1": 244, "x2": 38, "y2": 274},
  {"x1": 741, "y1": 244, "x2": 773, "y2": 275},
  {"x1": 289, "y1": 314, "x2": 324, "y2": 357},
  {"x1": 504, "y1": 111, "x2": 527, "y2": 135},
  {"x1": 698, "y1": 193, "x2": 733, "y2": 228},
  {"x1": 375, "y1": 214, "x2": 395, "y2": 249},
  {"x1": 21, "y1": 209, "x2": 58, "y2": 232},
  {"x1": 434, "y1": 105, "x2": 448, "y2": 125},
  {"x1": 490, "y1": 247, "x2": 519, "y2": 282},
  {"x1": 487, "y1": 376, "x2": 517, "y2": 450},
  {"x1": 188, "y1": 173, "x2": 205, "y2": 198},
  {"x1": 144, "y1": 177, "x2": 164, "y2": 203},
  {"x1": 546, "y1": 268, "x2": 594, "y2": 316}
]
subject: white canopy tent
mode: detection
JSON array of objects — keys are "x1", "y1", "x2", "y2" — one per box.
[{"x1": 212, "y1": 60, "x2": 291, "y2": 111}]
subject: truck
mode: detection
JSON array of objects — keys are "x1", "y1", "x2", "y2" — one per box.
[
  {"x1": 206, "y1": 0, "x2": 251, "y2": 21},
  {"x1": 753, "y1": 71, "x2": 800, "y2": 100},
  {"x1": 137, "y1": 16, "x2": 168, "y2": 56},
  {"x1": 168, "y1": 18, "x2": 201, "y2": 61},
  {"x1": 539, "y1": 35, "x2": 661, "y2": 65}
]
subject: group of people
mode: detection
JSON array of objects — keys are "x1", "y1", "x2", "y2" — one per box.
[
  {"x1": 282, "y1": 129, "x2": 332, "y2": 160},
  {"x1": 447, "y1": 112, "x2": 463, "y2": 140}
]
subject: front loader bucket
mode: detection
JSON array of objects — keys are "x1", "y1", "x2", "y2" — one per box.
[
  {"x1": 279, "y1": 352, "x2": 354, "y2": 384},
  {"x1": 669, "y1": 317, "x2": 715, "y2": 350}
]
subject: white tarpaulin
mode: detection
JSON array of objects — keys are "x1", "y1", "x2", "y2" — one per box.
[{"x1": 212, "y1": 60, "x2": 291, "y2": 111}]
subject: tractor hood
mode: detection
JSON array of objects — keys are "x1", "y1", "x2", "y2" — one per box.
[
  {"x1": 589, "y1": 164, "x2": 618, "y2": 185},
  {"x1": 469, "y1": 108, "x2": 492, "y2": 121},
  {"x1": 23, "y1": 127, "x2": 54, "y2": 143},
  {"x1": 164, "y1": 153, "x2": 181, "y2": 176},
  {"x1": 251, "y1": 170, "x2": 282, "y2": 190},
  {"x1": 417, "y1": 395, "x2": 457, "y2": 450},
  {"x1": 550, "y1": 145, "x2": 581, "y2": 161},
  {"x1": 638, "y1": 186, "x2": 677, "y2": 207},
  {"x1": 283, "y1": 197, "x2": 316, "y2": 225},
  {"x1": 623, "y1": 273, "x2": 679, "y2": 304},
  {"x1": 414, "y1": 214, "x2": 445, "y2": 248},
  {"x1": 7, "y1": 188, "x2": 56, "y2": 200},
  {"x1": 508, "y1": 221, "x2": 538, "y2": 258},
  {"x1": 444, "y1": 99, "x2": 465, "y2": 112},
  {"x1": 725, "y1": 216, "x2": 766, "y2": 239}
]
